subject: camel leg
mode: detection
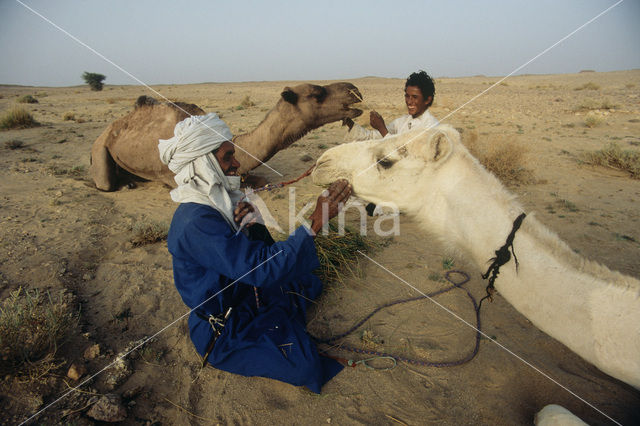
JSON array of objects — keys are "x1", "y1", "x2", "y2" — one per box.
[{"x1": 90, "y1": 140, "x2": 118, "y2": 192}]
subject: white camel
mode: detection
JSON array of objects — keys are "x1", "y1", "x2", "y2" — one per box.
[
  {"x1": 311, "y1": 124, "x2": 640, "y2": 390},
  {"x1": 535, "y1": 405, "x2": 588, "y2": 426}
]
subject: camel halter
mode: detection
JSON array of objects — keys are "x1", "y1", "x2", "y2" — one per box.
[{"x1": 478, "y1": 213, "x2": 527, "y2": 311}]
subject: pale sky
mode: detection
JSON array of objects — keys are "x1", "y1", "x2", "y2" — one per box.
[{"x1": 1, "y1": 0, "x2": 639, "y2": 87}]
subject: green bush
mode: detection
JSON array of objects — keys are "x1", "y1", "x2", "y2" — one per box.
[
  {"x1": 17, "y1": 95, "x2": 38, "y2": 104},
  {"x1": 82, "y1": 71, "x2": 106, "y2": 91}
]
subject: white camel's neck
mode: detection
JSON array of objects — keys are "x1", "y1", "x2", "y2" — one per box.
[{"x1": 411, "y1": 156, "x2": 640, "y2": 389}]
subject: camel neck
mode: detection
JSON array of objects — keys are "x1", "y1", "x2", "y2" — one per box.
[{"x1": 233, "y1": 108, "x2": 304, "y2": 173}]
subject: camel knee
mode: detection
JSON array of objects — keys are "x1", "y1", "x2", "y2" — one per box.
[{"x1": 90, "y1": 146, "x2": 118, "y2": 191}]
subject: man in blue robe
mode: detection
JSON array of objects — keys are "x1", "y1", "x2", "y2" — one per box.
[{"x1": 159, "y1": 113, "x2": 351, "y2": 393}]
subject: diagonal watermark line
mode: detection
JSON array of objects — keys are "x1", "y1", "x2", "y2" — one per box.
[
  {"x1": 357, "y1": 250, "x2": 622, "y2": 426},
  {"x1": 20, "y1": 250, "x2": 283, "y2": 425},
  {"x1": 356, "y1": 0, "x2": 625, "y2": 177},
  {"x1": 15, "y1": 0, "x2": 284, "y2": 177}
]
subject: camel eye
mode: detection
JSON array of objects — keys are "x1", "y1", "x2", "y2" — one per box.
[{"x1": 378, "y1": 158, "x2": 394, "y2": 169}]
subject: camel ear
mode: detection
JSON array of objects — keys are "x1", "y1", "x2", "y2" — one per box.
[
  {"x1": 281, "y1": 87, "x2": 298, "y2": 104},
  {"x1": 426, "y1": 131, "x2": 452, "y2": 163}
]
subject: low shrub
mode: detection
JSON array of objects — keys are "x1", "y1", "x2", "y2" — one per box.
[
  {"x1": 0, "y1": 287, "x2": 77, "y2": 377},
  {"x1": 17, "y1": 95, "x2": 38, "y2": 104},
  {"x1": 572, "y1": 99, "x2": 618, "y2": 112},
  {"x1": 584, "y1": 115, "x2": 604, "y2": 128},
  {"x1": 48, "y1": 164, "x2": 85, "y2": 177},
  {"x1": 461, "y1": 131, "x2": 534, "y2": 185},
  {"x1": 4, "y1": 140, "x2": 24, "y2": 150},
  {"x1": 574, "y1": 82, "x2": 600, "y2": 91},
  {"x1": 130, "y1": 221, "x2": 170, "y2": 246},
  {"x1": 0, "y1": 107, "x2": 39, "y2": 130},
  {"x1": 582, "y1": 143, "x2": 640, "y2": 179},
  {"x1": 239, "y1": 96, "x2": 255, "y2": 109}
]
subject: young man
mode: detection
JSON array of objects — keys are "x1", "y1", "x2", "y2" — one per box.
[
  {"x1": 159, "y1": 113, "x2": 351, "y2": 393},
  {"x1": 344, "y1": 70, "x2": 438, "y2": 141},
  {"x1": 344, "y1": 70, "x2": 438, "y2": 216}
]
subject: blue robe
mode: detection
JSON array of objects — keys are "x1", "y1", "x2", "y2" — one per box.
[{"x1": 167, "y1": 203, "x2": 343, "y2": 393}]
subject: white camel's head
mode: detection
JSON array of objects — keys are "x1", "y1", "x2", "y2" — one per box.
[{"x1": 312, "y1": 124, "x2": 466, "y2": 215}]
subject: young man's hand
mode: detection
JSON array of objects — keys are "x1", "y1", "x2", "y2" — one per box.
[
  {"x1": 309, "y1": 179, "x2": 352, "y2": 236},
  {"x1": 369, "y1": 111, "x2": 388, "y2": 137}
]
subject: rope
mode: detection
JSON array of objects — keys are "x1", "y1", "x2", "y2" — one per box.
[
  {"x1": 312, "y1": 270, "x2": 482, "y2": 369},
  {"x1": 244, "y1": 165, "x2": 315, "y2": 195},
  {"x1": 478, "y1": 213, "x2": 526, "y2": 311}
]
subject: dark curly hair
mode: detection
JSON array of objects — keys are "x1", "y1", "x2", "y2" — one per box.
[{"x1": 405, "y1": 70, "x2": 435, "y2": 108}]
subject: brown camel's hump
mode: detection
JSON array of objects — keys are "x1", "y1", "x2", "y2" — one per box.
[{"x1": 134, "y1": 95, "x2": 205, "y2": 116}]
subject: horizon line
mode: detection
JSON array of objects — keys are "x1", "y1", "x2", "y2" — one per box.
[{"x1": 1, "y1": 68, "x2": 639, "y2": 89}]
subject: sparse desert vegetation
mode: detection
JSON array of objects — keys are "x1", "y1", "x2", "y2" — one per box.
[
  {"x1": 0, "y1": 287, "x2": 77, "y2": 378},
  {"x1": 17, "y1": 94, "x2": 38, "y2": 104},
  {"x1": 583, "y1": 142, "x2": 640, "y2": 179},
  {"x1": 1, "y1": 70, "x2": 639, "y2": 425},
  {"x1": 461, "y1": 130, "x2": 533, "y2": 185},
  {"x1": 574, "y1": 81, "x2": 600, "y2": 90},
  {"x1": 572, "y1": 98, "x2": 618, "y2": 112},
  {"x1": 584, "y1": 114, "x2": 604, "y2": 128},
  {"x1": 0, "y1": 106, "x2": 39, "y2": 130},
  {"x1": 130, "y1": 220, "x2": 170, "y2": 246}
]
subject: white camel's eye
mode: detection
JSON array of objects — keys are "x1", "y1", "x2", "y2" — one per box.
[{"x1": 378, "y1": 158, "x2": 394, "y2": 169}]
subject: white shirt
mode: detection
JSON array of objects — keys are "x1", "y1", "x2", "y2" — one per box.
[{"x1": 346, "y1": 110, "x2": 439, "y2": 141}]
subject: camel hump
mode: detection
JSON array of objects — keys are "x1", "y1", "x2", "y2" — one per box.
[
  {"x1": 135, "y1": 95, "x2": 159, "y2": 108},
  {"x1": 134, "y1": 96, "x2": 204, "y2": 116}
]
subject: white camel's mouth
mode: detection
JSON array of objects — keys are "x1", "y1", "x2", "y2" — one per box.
[{"x1": 311, "y1": 164, "x2": 350, "y2": 188}]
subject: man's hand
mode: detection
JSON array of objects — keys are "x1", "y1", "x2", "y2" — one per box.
[
  {"x1": 234, "y1": 201, "x2": 256, "y2": 228},
  {"x1": 369, "y1": 111, "x2": 388, "y2": 137},
  {"x1": 309, "y1": 179, "x2": 352, "y2": 236}
]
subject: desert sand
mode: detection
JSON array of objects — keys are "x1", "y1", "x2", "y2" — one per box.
[{"x1": 1, "y1": 70, "x2": 639, "y2": 425}]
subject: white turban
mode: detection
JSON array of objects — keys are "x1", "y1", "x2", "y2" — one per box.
[{"x1": 158, "y1": 113, "x2": 244, "y2": 230}]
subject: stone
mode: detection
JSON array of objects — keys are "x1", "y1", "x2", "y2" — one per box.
[
  {"x1": 86, "y1": 394, "x2": 126, "y2": 423},
  {"x1": 104, "y1": 356, "x2": 132, "y2": 390},
  {"x1": 83, "y1": 344, "x2": 100, "y2": 360},
  {"x1": 67, "y1": 363, "x2": 86, "y2": 381}
]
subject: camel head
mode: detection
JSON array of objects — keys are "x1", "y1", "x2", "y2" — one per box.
[
  {"x1": 277, "y1": 82, "x2": 363, "y2": 132},
  {"x1": 312, "y1": 124, "x2": 465, "y2": 215}
]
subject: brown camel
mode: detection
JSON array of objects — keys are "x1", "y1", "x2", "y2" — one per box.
[{"x1": 89, "y1": 82, "x2": 363, "y2": 191}]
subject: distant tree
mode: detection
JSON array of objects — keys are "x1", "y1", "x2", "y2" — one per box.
[{"x1": 82, "y1": 72, "x2": 106, "y2": 91}]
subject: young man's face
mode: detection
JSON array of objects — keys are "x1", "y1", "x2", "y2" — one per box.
[
  {"x1": 405, "y1": 85, "x2": 432, "y2": 118},
  {"x1": 213, "y1": 141, "x2": 241, "y2": 176}
]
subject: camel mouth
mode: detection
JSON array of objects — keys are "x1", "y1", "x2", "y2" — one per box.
[
  {"x1": 343, "y1": 103, "x2": 363, "y2": 118},
  {"x1": 311, "y1": 160, "x2": 351, "y2": 188}
]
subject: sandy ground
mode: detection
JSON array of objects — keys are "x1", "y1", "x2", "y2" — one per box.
[{"x1": 1, "y1": 71, "x2": 639, "y2": 425}]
